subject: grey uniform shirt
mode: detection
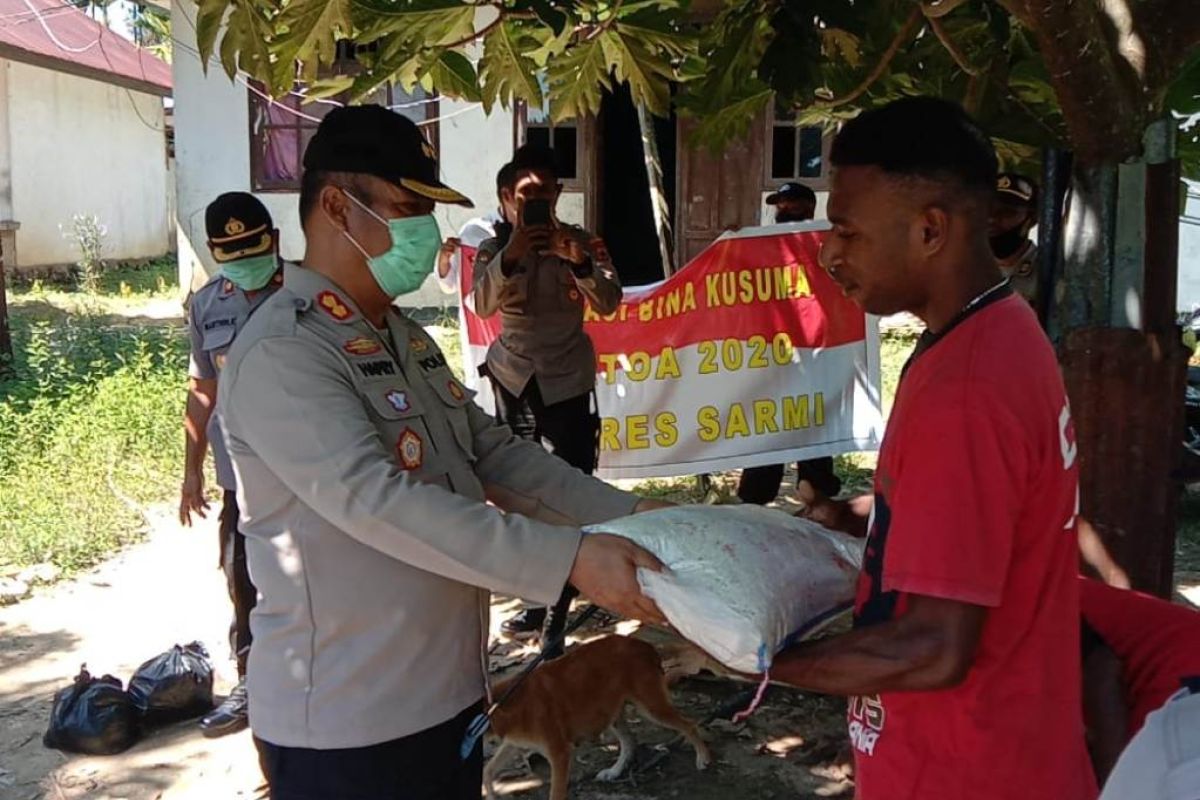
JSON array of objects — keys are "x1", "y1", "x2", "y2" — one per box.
[
  {"x1": 473, "y1": 226, "x2": 622, "y2": 404},
  {"x1": 186, "y1": 270, "x2": 282, "y2": 490},
  {"x1": 218, "y1": 264, "x2": 637, "y2": 749}
]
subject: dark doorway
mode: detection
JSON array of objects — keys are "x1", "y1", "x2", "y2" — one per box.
[{"x1": 597, "y1": 83, "x2": 677, "y2": 287}]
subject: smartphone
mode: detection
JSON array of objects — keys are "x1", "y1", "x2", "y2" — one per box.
[{"x1": 522, "y1": 198, "x2": 553, "y2": 227}]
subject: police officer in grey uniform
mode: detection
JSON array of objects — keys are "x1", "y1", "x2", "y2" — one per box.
[
  {"x1": 473, "y1": 144, "x2": 622, "y2": 650},
  {"x1": 179, "y1": 192, "x2": 283, "y2": 737},
  {"x1": 218, "y1": 105, "x2": 668, "y2": 800}
]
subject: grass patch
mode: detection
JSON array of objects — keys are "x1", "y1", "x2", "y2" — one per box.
[
  {"x1": 8, "y1": 257, "x2": 181, "y2": 321},
  {"x1": 1, "y1": 261, "x2": 188, "y2": 573}
]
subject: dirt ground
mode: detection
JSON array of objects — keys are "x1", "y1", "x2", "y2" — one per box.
[{"x1": 0, "y1": 505, "x2": 853, "y2": 800}]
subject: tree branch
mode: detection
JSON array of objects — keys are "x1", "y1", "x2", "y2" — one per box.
[
  {"x1": 439, "y1": 12, "x2": 506, "y2": 50},
  {"x1": 810, "y1": 6, "x2": 922, "y2": 108},
  {"x1": 921, "y1": 0, "x2": 969, "y2": 19},
  {"x1": 584, "y1": 0, "x2": 625, "y2": 41},
  {"x1": 927, "y1": 15, "x2": 981, "y2": 76}
]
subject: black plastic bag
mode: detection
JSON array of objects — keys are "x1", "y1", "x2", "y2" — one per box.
[
  {"x1": 43, "y1": 666, "x2": 140, "y2": 755},
  {"x1": 127, "y1": 642, "x2": 215, "y2": 724}
]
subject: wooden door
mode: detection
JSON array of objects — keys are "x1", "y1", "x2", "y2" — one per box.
[{"x1": 675, "y1": 112, "x2": 767, "y2": 265}]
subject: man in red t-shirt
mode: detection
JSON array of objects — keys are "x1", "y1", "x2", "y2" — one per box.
[
  {"x1": 768, "y1": 97, "x2": 1097, "y2": 800},
  {"x1": 1080, "y1": 577, "x2": 1200, "y2": 781}
]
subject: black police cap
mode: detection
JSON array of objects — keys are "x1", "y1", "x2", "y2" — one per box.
[
  {"x1": 206, "y1": 192, "x2": 275, "y2": 264},
  {"x1": 303, "y1": 104, "x2": 473, "y2": 207}
]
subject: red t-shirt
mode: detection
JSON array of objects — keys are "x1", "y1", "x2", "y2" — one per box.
[
  {"x1": 850, "y1": 292, "x2": 1097, "y2": 800},
  {"x1": 1080, "y1": 577, "x2": 1200, "y2": 736}
]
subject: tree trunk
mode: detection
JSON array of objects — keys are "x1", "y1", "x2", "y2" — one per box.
[
  {"x1": 636, "y1": 102, "x2": 674, "y2": 278},
  {"x1": 1051, "y1": 118, "x2": 1186, "y2": 596}
]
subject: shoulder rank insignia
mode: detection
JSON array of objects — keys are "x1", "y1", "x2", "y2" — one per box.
[
  {"x1": 410, "y1": 337, "x2": 429, "y2": 354},
  {"x1": 447, "y1": 380, "x2": 465, "y2": 401},
  {"x1": 316, "y1": 290, "x2": 353, "y2": 322}
]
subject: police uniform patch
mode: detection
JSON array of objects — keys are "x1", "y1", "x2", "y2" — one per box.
[
  {"x1": 356, "y1": 360, "x2": 396, "y2": 378},
  {"x1": 418, "y1": 353, "x2": 448, "y2": 372},
  {"x1": 410, "y1": 338, "x2": 429, "y2": 353},
  {"x1": 447, "y1": 380, "x2": 465, "y2": 401},
  {"x1": 317, "y1": 290, "x2": 353, "y2": 321},
  {"x1": 343, "y1": 336, "x2": 382, "y2": 356},
  {"x1": 385, "y1": 389, "x2": 411, "y2": 413},
  {"x1": 568, "y1": 289, "x2": 581, "y2": 302},
  {"x1": 396, "y1": 428, "x2": 423, "y2": 469}
]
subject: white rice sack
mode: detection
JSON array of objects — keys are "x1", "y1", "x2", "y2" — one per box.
[{"x1": 584, "y1": 504, "x2": 864, "y2": 673}]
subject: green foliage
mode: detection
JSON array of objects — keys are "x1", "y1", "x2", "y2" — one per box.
[
  {"x1": 1, "y1": 263, "x2": 189, "y2": 573},
  {"x1": 132, "y1": 3, "x2": 173, "y2": 62},
  {"x1": 198, "y1": 0, "x2": 1199, "y2": 171}
]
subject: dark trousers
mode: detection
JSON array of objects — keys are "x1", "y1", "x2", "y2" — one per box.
[
  {"x1": 254, "y1": 701, "x2": 484, "y2": 800},
  {"x1": 218, "y1": 490, "x2": 257, "y2": 677},
  {"x1": 736, "y1": 457, "x2": 842, "y2": 505},
  {"x1": 492, "y1": 378, "x2": 599, "y2": 475}
]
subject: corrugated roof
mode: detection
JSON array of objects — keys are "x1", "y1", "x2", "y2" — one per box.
[{"x1": 0, "y1": 0, "x2": 171, "y2": 96}]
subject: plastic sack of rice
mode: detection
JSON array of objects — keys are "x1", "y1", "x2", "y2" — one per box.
[{"x1": 584, "y1": 504, "x2": 864, "y2": 674}]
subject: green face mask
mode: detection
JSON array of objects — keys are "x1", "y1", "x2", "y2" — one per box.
[
  {"x1": 343, "y1": 192, "x2": 441, "y2": 299},
  {"x1": 221, "y1": 254, "x2": 278, "y2": 291}
]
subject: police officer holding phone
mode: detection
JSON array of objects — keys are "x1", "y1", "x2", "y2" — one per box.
[{"x1": 473, "y1": 144, "x2": 622, "y2": 655}]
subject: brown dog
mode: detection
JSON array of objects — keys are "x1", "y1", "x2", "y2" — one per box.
[{"x1": 484, "y1": 635, "x2": 711, "y2": 800}]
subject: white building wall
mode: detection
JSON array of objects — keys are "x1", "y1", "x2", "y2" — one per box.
[{"x1": 5, "y1": 59, "x2": 170, "y2": 268}]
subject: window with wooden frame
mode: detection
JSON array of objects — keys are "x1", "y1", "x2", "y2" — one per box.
[
  {"x1": 514, "y1": 99, "x2": 587, "y2": 190},
  {"x1": 766, "y1": 102, "x2": 830, "y2": 191},
  {"x1": 249, "y1": 84, "x2": 439, "y2": 193}
]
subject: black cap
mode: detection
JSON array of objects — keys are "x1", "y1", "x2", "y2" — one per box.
[
  {"x1": 996, "y1": 173, "x2": 1037, "y2": 206},
  {"x1": 303, "y1": 104, "x2": 473, "y2": 208},
  {"x1": 206, "y1": 192, "x2": 275, "y2": 263},
  {"x1": 766, "y1": 182, "x2": 817, "y2": 205}
]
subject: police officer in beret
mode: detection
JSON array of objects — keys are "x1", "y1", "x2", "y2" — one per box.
[
  {"x1": 217, "y1": 105, "x2": 669, "y2": 799},
  {"x1": 736, "y1": 182, "x2": 843, "y2": 507},
  {"x1": 990, "y1": 172, "x2": 1039, "y2": 304},
  {"x1": 179, "y1": 192, "x2": 284, "y2": 737}
]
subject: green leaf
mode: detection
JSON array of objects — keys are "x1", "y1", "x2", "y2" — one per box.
[
  {"x1": 478, "y1": 21, "x2": 543, "y2": 113},
  {"x1": 272, "y1": 0, "x2": 352, "y2": 73},
  {"x1": 614, "y1": 7, "x2": 695, "y2": 59},
  {"x1": 218, "y1": 21, "x2": 241, "y2": 80},
  {"x1": 305, "y1": 74, "x2": 356, "y2": 100},
  {"x1": 194, "y1": 0, "x2": 232, "y2": 68},
  {"x1": 527, "y1": 22, "x2": 574, "y2": 67},
  {"x1": 599, "y1": 29, "x2": 674, "y2": 115},
  {"x1": 684, "y1": 85, "x2": 773, "y2": 152},
  {"x1": 428, "y1": 50, "x2": 481, "y2": 102},
  {"x1": 1166, "y1": 51, "x2": 1200, "y2": 116},
  {"x1": 548, "y1": 36, "x2": 610, "y2": 121},
  {"x1": 821, "y1": 28, "x2": 861, "y2": 69},
  {"x1": 351, "y1": 2, "x2": 475, "y2": 49}
]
